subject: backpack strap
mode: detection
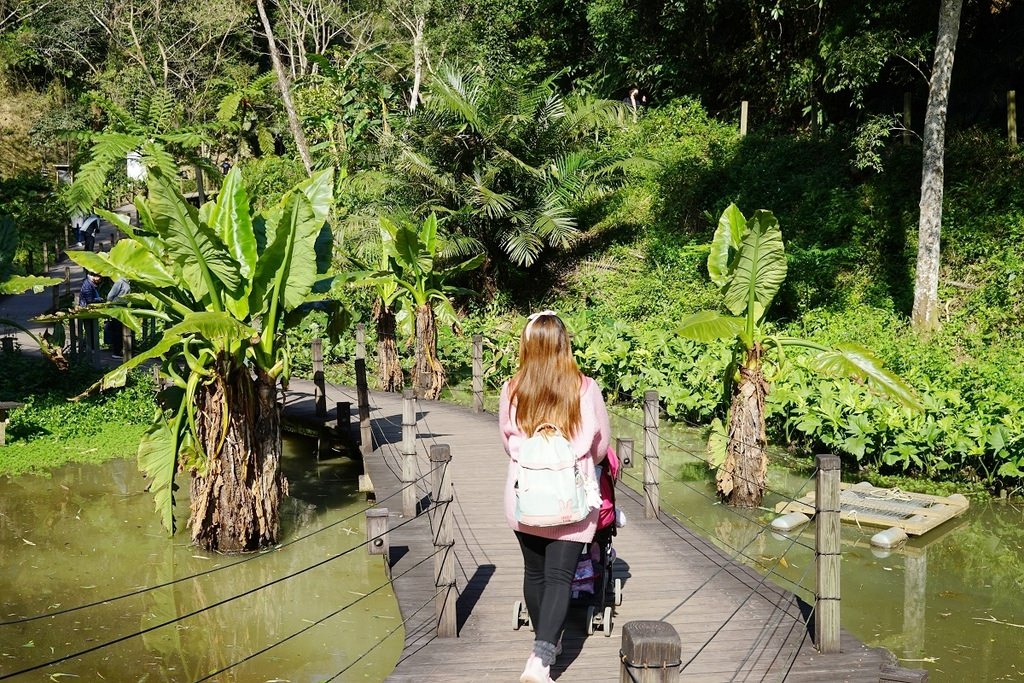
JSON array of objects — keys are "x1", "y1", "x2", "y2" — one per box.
[{"x1": 533, "y1": 423, "x2": 562, "y2": 437}]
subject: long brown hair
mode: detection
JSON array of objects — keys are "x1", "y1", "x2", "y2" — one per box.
[{"x1": 509, "y1": 313, "x2": 582, "y2": 438}]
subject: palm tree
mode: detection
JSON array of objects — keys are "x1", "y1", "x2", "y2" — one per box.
[
  {"x1": 679, "y1": 205, "x2": 921, "y2": 507},
  {"x1": 383, "y1": 66, "x2": 628, "y2": 269},
  {"x1": 60, "y1": 166, "x2": 335, "y2": 551},
  {"x1": 65, "y1": 90, "x2": 214, "y2": 215}
]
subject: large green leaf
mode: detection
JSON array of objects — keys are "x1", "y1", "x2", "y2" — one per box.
[
  {"x1": 207, "y1": 167, "x2": 256, "y2": 279},
  {"x1": 708, "y1": 203, "x2": 746, "y2": 288},
  {"x1": 70, "y1": 240, "x2": 178, "y2": 289},
  {"x1": 721, "y1": 209, "x2": 787, "y2": 318},
  {"x1": 807, "y1": 343, "x2": 922, "y2": 412},
  {"x1": 138, "y1": 418, "x2": 178, "y2": 534},
  {"x1": 677, "y1": 310, "x2": 745, "y2": 342},
  {"x1": 251, "y1": 191, "x2": 319, "y2": 326},
  {"x1": 0, "y1": 275, "x2": 61, "y2": 295},
  {"x1": 294, "y1": 168, "x2": 334, "y2": 225},
  {"x1": 145, "y1": 172, "x2": 241, "y2": 305}
]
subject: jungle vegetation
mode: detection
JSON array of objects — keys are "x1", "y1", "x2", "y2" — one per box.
[{"x1": 2, "y1": 0, "x2": 1023, "y2": 542}]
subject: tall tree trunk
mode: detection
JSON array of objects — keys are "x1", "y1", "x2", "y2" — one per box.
[
  {"x1": 409, "y1": 14, "x2": 425, "y2": 112},
  {"x1": 255, "y1": 0, "x2": 313, "y2": 176},
  {"x1": 718, "y1": 344, "x2": 768, "y2": 508},
  {"x1": 374, "y1": 298, "x2": 404, "y2": 391},
  {"x1": 413, "y1": 303, "x2": 445, "y2": 400},
  {"x1": 189, "y1": 367, "x2": 285, "y2": 552},
  {"x1": 912, "y1": 0, "x2": 964, "y2": 334}
]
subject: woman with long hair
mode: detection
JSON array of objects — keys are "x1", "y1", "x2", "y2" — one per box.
[{"x1": 500, "y1": 311, "x2": 610, "y2": 683}]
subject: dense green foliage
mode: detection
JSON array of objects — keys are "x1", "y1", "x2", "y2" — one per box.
[
  {"x1": 1, "y1": 0, "x2": 1023, "y2": 497},
  {"x1": 0, "y1": 355, "x2": 153, "y2": 476}
]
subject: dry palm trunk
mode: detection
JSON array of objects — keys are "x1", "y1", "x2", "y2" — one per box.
[
  {"x1": 374, "y1": 298, "x2": 404, "y2": 391},
  {"x1": 718, "y1": 343, "x2": 768, "y2": 508},
  {"x1": 189, "y1": 366, "x2": 285, "y2": 551},
  {"x1": 413, "y1": 303, "x2": 445, "y2": 400}
]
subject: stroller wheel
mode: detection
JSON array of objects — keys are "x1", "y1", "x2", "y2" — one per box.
[
  {"x1": 614, "y1": 577, "x2": 623, "y2": 606},
  {"x1": 602, "y1": 606, "x2": 613, "y2": 637},
  {"x1": 585, "y1": 605, "x2": 596, "y2": 636},
  {"x1": 513, "y1": 600, "x2": 524, "y2": 631}
]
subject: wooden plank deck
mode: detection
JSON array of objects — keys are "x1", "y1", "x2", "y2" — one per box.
[{"x1": 282, "y1": 381, "x2": 888, "y2": 682}]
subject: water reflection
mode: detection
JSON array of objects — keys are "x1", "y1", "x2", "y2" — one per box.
[
  {"x1": 610, "y1": 409, "x2": 1024, "y2": 682},
  {"x1": 0, "y1": 437, "x2": 401, "y2": 682}
]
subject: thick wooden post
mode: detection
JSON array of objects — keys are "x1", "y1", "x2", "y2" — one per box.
[
  {"x1": 355, "y1": 323, "x2": 372, "y2": 456},
  {"x1": 27, "y1": 250, "x2": 33, "y2": 274},
  {"x1": 471, "y1": 334, "x2": 483, "y2": 413},
  {"x1": 815, "y1": 454, "x2": 841, "y2": 654},
  {"x1": 311, "y1": 338, "x2": 326, "y2": 416},
  {"x1": 336, "y1": 401, "x2": 351, "y2": 433},
  {"x1": 64, "y1": 266, "x2": 71, "y2": 296},
  {"x1": 429, "y1": 444, "x2": 457, "y2": 638},
  {"x1": 643, "y1": 390, "x2": 660, "y2": 519},
  {"x1": 402, "y1": 389, "x2": 419, "y2": 517},
  {"x1": 1009, "y1": 90, "x2": 1018, "y2": 148},
  {"x1": 903, "y1": 92, "x2": 913, "y2": 145},
  {"x1": 619, "y1": 621, "x2": 681, "y2": 683},
  {"x1": 740, "y1": 100, "x2": 749, "y2": 136},
  {"x1": 366, "y1": 507, "x2": 390, "y2": 557},
  {"x1": 616, "y1": 437, "x2": 634, "y2": 470},
  {"x1": 50, "y1": 284, "x2": 59, "y2": 311},
  {"x1": 122, "y1": 325, "x2": 133, "y2": 362},
  {"x1": 42, "y1": 243, "x2": 49, "y2": 269}
]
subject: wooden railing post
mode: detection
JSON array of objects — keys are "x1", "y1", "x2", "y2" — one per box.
[
  {"x1": 1009, "y1": 90, "x2": 1018, "y2": 149},
  {"x1": 355, "y1": 323, "x2": 372, "y2": 456},
  {"x1": 643, "y1": 390, "x2": 660, "y2": 519},
  {"x1": 402, "y1": 389, "x2": 419, "y2": 518},
  {"x1": 619, "y1": 621, "x2": 681, "y2": 682},
  {"x1": 122, "y1": 325, "x2": 133, "y2": 362},
  {"x1": 336, "y1": 401, "x2": 351, "y2": 433},
  {"x1": 311, "y1": 338, "x2": 326, "y2": 416},
  {"x1": 64, "y1": 266, "x2": 71, "y2": 296},
  {"x1": 50, "y1": 284, "x2": 59, "y2": 311},
  {"x1": 815, "y1": 453, "x2": 841, "y2": 654},
  {"x1": 471, "y1": 334, "x2": 483, "y2": 413},
  {"x1": 429, "y1": 444, "x2": 456, "y2": 638},
  {"x1": 616, "y1": 437, "x2": 634, "y2": 470},
  {"x1": 67, "y1": 319, "x2": 77, "y2": 359},
  {"x1": 740, "y1": 100, "x2": 749, "y2": 136},
  {"x1": 366, "y1": 508, "x2": 389, "y2": 556},
  {"x1": 42, "y1": 243, "x2": 49, "y2": 269}
]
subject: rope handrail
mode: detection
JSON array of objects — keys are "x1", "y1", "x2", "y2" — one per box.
[
  {"x1": 0, "y1": 468, "x2": 437, "y2": 627},
  {"x1": 192, "y1": 545, "x2": 445, "y2": 682},
  {"x1": 619, "y1": 467, "x2": 818, "y2": 566},
  {"x1": 0, "y1": 511, "x2": 430, "y2": 680}
]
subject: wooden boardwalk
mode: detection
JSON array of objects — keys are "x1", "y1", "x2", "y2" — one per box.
[{"x1": 282, "y1": 381, "x2": 888, "y2": 682}]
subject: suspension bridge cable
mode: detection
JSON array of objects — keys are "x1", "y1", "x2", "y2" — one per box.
[
  {"x1": 626, "y1": 456, "x2": 818, "y2": 555},
  {"x1": 0, "y1": 471, "x2": 432, "y2": 627},
  {"x1": 618, "y1": 469, "x2": 815, "y2": 596},
  {"x1": 0, "y1": 512, "x2": 428, "y2": 680},
  {"x1": 323, "y1": 584, "x2": 447, "y2": 682},
  {"x1": 192, "y1": 546, "x2": 444, "y2": 682}
]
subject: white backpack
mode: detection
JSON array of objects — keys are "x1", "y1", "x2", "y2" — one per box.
[{"x1": 514, "y1": 424, "x2": 598, "y2": 527}]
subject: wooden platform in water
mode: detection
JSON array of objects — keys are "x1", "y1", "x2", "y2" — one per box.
[
  {"x1": 775, "y1": 481, "x2": 970, "y2": 536},
  {"x1": 283, "y1": 381, "x2": 890, "y2": 682}
]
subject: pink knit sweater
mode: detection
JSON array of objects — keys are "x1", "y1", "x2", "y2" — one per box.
[{"x1": 499, "y1": 375, "x2": 610, "y2": 542}]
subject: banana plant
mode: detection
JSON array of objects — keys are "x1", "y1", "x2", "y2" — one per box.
[
  {"x1": 353, "y1": 213, "x2": 483, "y2": 399},
  {"x1": 53, "y1": 166, "x2": 334, "y2": 551},
  {"x1": 678, "y1": 204, "x2": 921, "y2": 508}
]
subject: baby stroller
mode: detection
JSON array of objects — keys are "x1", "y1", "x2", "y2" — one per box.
[{"x1": 513, "y1": 446, "x2": 624, "y2": 637}]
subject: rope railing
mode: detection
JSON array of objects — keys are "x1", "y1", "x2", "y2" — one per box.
[
  {"x1": 0, "y1": 510, "x2": 431, "y2": 680},
  {"x1": 0, "y1": 466, "x2": 437, "y2": 628},
  {"x1": 192, "y1": 545, "x2": 445, "y2": 682}
]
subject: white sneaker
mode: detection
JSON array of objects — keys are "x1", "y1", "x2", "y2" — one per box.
[{"x1": 520, "y1": 653, "x2": 553, "y2": 683}]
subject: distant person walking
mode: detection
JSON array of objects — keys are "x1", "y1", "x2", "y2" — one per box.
[
  {"x1": 104, "y1": 277, "x2": 130, "y2": 359},
  {"x1": 78, "y1": 272, "x2": 103, "y2": 351},
  {"x1": 81, "y1": 214, "x2": 100, "y2": 252}
]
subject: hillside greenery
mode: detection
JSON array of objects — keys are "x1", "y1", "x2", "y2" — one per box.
[{"x1": 1, "y1": 0, "x2": 1022, "y2": 495}]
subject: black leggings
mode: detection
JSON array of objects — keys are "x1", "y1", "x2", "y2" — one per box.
[{"x1": 515, "y1": 531, "x2": 584, "y2": 646}]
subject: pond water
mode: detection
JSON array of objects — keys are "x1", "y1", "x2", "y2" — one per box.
[
  {"x1": 608, "y1": 411, "x2": 1024, "y2": 683},
  {"x1": 0, "y1": 436, "x2": 401, "y2": 682}
]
